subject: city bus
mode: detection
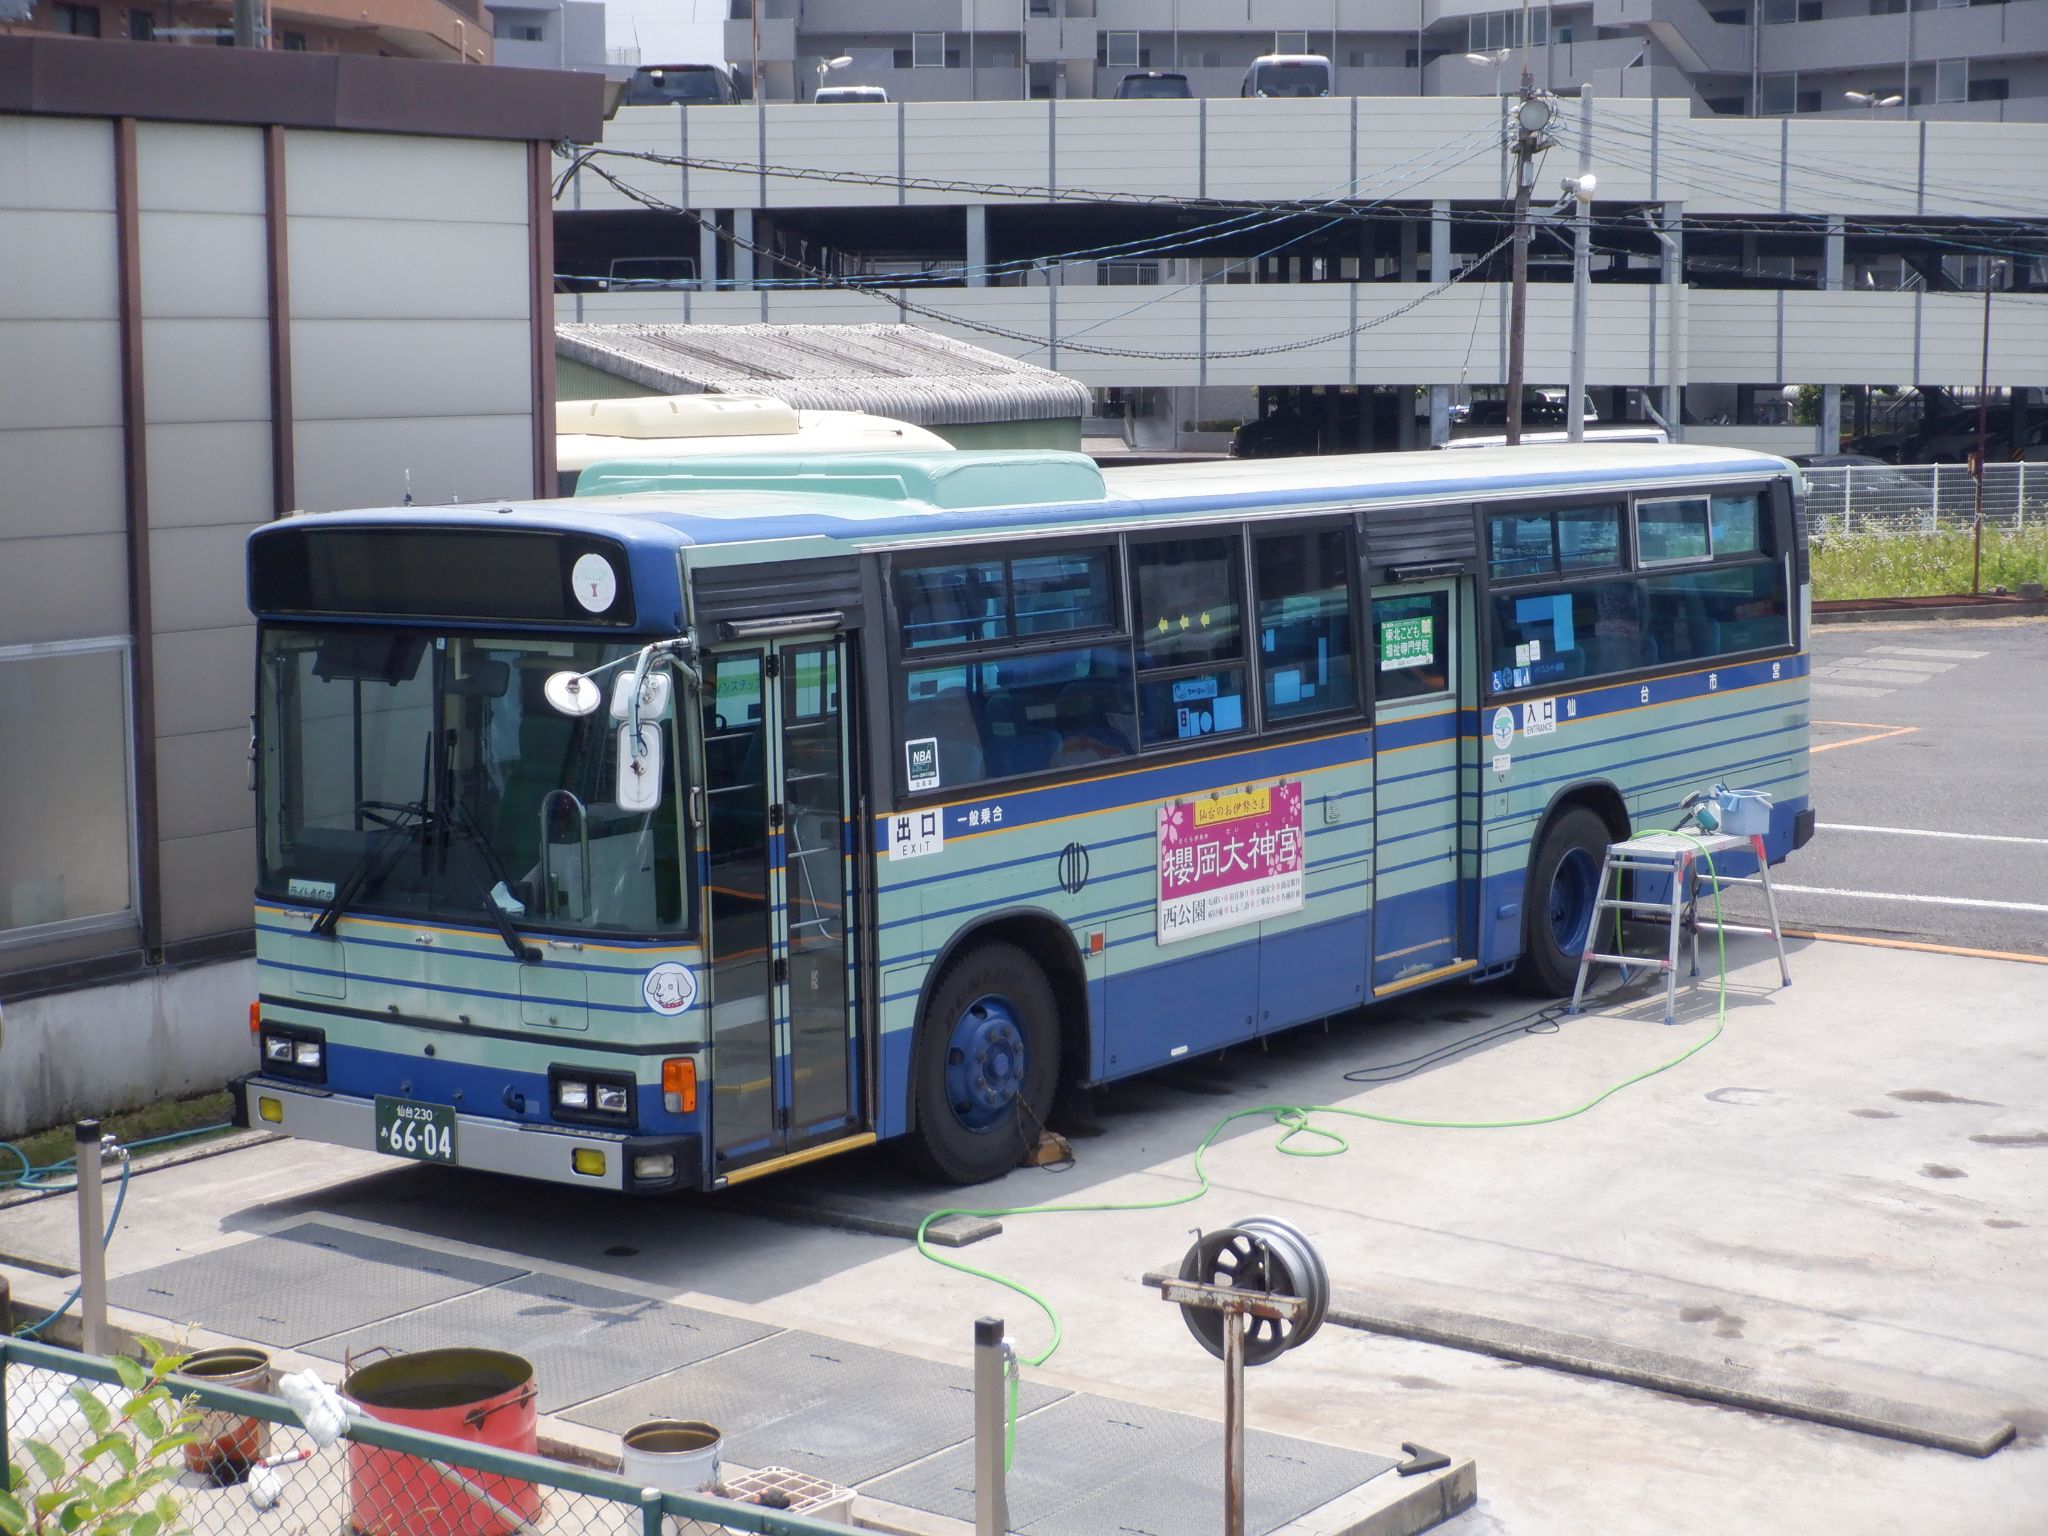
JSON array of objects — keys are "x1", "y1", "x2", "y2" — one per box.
[{"x1": 236, "y1": 445, "x2": 1814, "y2": 1192}]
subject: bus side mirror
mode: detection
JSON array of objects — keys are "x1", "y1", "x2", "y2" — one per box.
[{"x1": 617, "y1": 723, "x2": 664, "y2": 813}]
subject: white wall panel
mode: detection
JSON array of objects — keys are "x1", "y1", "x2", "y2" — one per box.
[
  {"x1": 288, "y1": 217, "x2": 530, "y2": 320},
  {"x1": 1350, "y1": 99, "x2": 1512, "y2": 203},
  {"x1": 1203, "y1": 98, "x2": 1356, "y2": 202},
  {"x1": 0, "y1": 115, "x2": 114, "y2": 212},
  {"x1": 0, "y1": 320, "x2": 121, "y2": 431},
  {"x1": 1923, "y1": 124, "x2": 2048, "y2": 219},
  {"x1": 669, "y1": 108, "x2": 766, "y2": 209},
  {"x1": 0, "y1": 426, "x2": 125, "y2": 539},
  {"x1": 0, "y1": 532, "x2": 129, "y2": 646},
  {"x1": 294, "y1": 414, "x2": 533, "y2": 512},
  {"x1": 904, "y1": 103, "x2": 1048, "y2": 205},
  {"x1": 146, "y1": 421, "x2": 272, "y2": 529},
  {"x1": 135, "y1": 123, "x2": 264, "y2": 215},
  {"x1": 138, "y1": 212, "x2": 268, "y2": 319},
  {"x1": 1055, "y1": 100, "x2": 1202, "y2": 201},
  {"x1": 1916, "y1": 290, "x2": 2048, "y2": 387},
  {"x1": 150, "y1": 521, "x2": 263, "y2": 634},
  {"x1": 0, "y1": 210, "x2": 118, "y2": 321},
  {"x1": 142, "y1": 318, "x2": 272, "y2": 425},
  {"x1": 762, "y1": 104, "x2": 900, "y2": 208},
  {"x1": 291, "y1": 319, "x2": 533, "y2": 421},
  {"x1": 283, "y1": 131, "x2": 527, "y2": 224}
]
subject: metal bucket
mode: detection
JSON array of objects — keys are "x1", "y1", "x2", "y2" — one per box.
[
  {"x1": 620, "y1": 1420, "x2": 722, "y2": 1495},
  {"x1": 173, "y1": 1347, "x2": 273, "y2": 1485},
  {"x1": 343, "y1": 1348, "x2": 541, "y2": 1536}
]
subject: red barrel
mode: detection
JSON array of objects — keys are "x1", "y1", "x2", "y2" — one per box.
[{"x1": 343, "y1": 1349, "x2": 541, "y2": 1536}]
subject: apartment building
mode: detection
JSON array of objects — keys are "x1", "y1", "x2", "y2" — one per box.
[
  {"x1": 485, "y1": 0, "x2": 606, "y2": 72},
  {"x1": 723, "y1": 0, "x2": 2048, "y2": 121},
  {"x1": 0, "y1": 0, "x2": 498, "y2": 59}
]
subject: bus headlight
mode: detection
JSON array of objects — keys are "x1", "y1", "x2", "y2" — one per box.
[
  {"x1": 259, "y1": 1025, "x2": 326, "y2": 1082},
  {"x1": 556, "y1": 1080, "x2": 591, "y2": 1111},
  {"x1": 595, "y1": 1084, "x2": 630, "y2": 1115},
  {"x1": 550, "y1": 1068, "x2": 636, "y2": 1125}
]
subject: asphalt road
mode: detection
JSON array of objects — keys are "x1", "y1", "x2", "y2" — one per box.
[{"x1": 1718, "y1": 615, "x2": 2048, "y2": 958}]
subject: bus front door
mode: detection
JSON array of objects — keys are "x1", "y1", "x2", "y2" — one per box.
[
  {"x1": 1368, "y1": 579, "x2": 1477, "y2": 994},
  {"x1": 703, "y1": 638, "x2": 862, "y2": 1181}
]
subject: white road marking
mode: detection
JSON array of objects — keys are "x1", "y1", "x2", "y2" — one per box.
[
  {"x1": 1825, "y1": 657, "x2": 1954, "y2": 673},
  {"x1": 1869, "y1": 645, "x2": 1988, "y2": 660},
  {"x1": 1769, "y1": 884, "x2": 2048, "y2": 915},
  {"x1": 1818, "y1": 823, "x2": 2048, "y2": 848},
  {"x1": 1812, "y1": 682, "x2": 1896, "y2": 698}
]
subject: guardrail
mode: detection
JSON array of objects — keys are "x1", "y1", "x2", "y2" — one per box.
[
  {"x1": 0, "y1": 1336, "x2": 861, "y2": 1536},
  {"x1": 1803, "y1": 463, "x2": 2045, "y2": 537}
]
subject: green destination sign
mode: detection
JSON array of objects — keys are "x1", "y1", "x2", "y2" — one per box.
[{"x1": 1380, "y1": 616, "x2": 1435, "y2": 671}]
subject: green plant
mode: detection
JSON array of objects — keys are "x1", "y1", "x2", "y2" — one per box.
[
  {"x1": 1810, "y1": 524, "x2": 2048, "y2": 599},
  {"x1": 1, "y1": 1343, "x2": 200, "y2": 1536}
]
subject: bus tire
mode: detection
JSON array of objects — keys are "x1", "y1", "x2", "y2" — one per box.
[
  {"x1": 1515, "y1": 806, "x2": 1611, "y2": 996},
  {"x1": 905, "y1": 941, "x2": 1060, "y2": 1186}
]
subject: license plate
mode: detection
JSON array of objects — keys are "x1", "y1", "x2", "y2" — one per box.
[{"x1": 374, "y1": 1096, "x2": 456, "y2": 1164}]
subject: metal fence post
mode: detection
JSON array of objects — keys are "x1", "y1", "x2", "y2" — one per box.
[
  {"x1": 973, "y1": 1317, "x2": 1009, "y2": 1536},
  {"x1": 2021, "y1": 462, "x2": 2028, "y2": 530},
  {"x1": 74, "y1": 1122, "x2": 107, "y2": 1357},
  {"x1": 638, "y1": 1484, "x2": 663, "y2": 1536}
]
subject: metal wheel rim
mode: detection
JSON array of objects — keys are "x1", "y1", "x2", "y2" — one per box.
[
  {"x1": 943, "y1": 992, "x2": 1027, "y2": 1135},
  {"x1": 1549, "y1": 845, "x2": 1600, "y2": 956}
]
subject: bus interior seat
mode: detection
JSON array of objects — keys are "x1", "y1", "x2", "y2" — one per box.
[
  {"x1": 494, "y1": 667, "x2": 580, "y2": 882},
  {"x1": 1052, "y1": 682, "x2": 1132, "y2": 764},
  {"x1": 983, "y1": 691, "x2": 1060, "y2": 777}
]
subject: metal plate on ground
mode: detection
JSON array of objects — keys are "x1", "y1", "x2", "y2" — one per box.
[
  {"x1": 565, "y1": 1329, "x2": 1069, "y2": 1486},
  {"x1": 108, "y1": 1222, "x2": 525, "y2": 1348},
  {"x1": 305, "y1": 1272, "x2": 780, "y2": 1412},
  {"x1": 864, "y1": 1393, "x2": 1396, "y2": 1536}
]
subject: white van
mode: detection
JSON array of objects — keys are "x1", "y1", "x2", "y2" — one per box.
[{"x1": 1241, "y1": 54, "x2": 1333, "y2": 97}]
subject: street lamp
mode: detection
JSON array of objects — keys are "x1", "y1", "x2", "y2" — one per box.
[
  {"x1": 1464, "y1": 47, "x2": 1510, "y2": 97},
  {"x1": 814, "y1": 54, "x2": 853, "y2": 98},
  {"x1": 1844, "y1": 89, "x2": 1903, "y2": 111}
]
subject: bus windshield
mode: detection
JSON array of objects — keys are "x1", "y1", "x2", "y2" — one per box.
[{"x1": 257, "y1": 627, "x2": 687, "y2": 936}]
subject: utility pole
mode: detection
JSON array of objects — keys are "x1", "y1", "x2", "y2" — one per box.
[
  {"x1": 232, "y1": 0, "x2": 262, "y2": 47},
  {"x1": 1504, "y1": 80, "x2": 1554, "y2": 445},
  {"x1": 1567, "y1": 90, "x2": 1594, "y2": 444},
  {"x1": 1972, "y1": 261, "x2": 2001, "y2": 595}
]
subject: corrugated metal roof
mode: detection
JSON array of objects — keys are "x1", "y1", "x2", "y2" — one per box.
[{"x1": 554, "y1": 322, "x2": 1091, "y2": 427}]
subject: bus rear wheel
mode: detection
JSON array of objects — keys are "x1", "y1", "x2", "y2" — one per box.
[
  {"x1": 905, "y1": 941, "x2": 1059, "y2": 1185},
  {"x1": 1516, "y1": 806, "x2": 1611, "y2": 996}
]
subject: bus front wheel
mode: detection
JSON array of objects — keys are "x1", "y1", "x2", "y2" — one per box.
[
  {"x1": 906, "y1": 941, "x2": 1060, "y2": 1185},
  {"x1": 1516, "y1": 807, "x2": 1611, "y2": 996}
]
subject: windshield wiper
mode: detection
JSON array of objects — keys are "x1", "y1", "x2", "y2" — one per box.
[
  {"x1": 308, "y1": 801, "x2": 427, "y2": 938},
  {"x1": 439, "y1": 797, "x2": 539, "y2": 963}
]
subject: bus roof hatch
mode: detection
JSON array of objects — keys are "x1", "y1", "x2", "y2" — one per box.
[{"x1": 574, "y1": 450, "x2": 1108, "y2": 510}]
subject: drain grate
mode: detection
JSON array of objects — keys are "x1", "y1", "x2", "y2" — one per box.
[
  {"x1": 565, "y1": 1329, "x2": 1068, "y2": 1487},
  {"x1": 864, "y1": 1392, "x2": 1395, "y2": 1536},
  {"x1": 306, "y1": 1272, "x2": 779, "y2": 1412},
  {"x1": 108, "y1": 1223, "x2": 526, "y2": 1348}
]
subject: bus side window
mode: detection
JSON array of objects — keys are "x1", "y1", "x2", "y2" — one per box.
[{"x1": 1255, "y1": 527, "x2": 1358, "y2": 723}]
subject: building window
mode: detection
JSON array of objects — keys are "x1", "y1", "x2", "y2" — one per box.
[
  {"x1": 1968, "y1": 76, "x2": 2009, "y2": 102},
  {"x1": 1758, "y1": 72, "x2": 1797, "y2": 113},
  {"x1": 127, "y1": 10, "x2": 153, "y2": 39},
  {"x1": 1763, "y1": 0, "x2": 1823, "y2": 18},
  {"x1": 1275, "y1": 30, "x2": 1308, "y2": 54},
  {"x1": 0, "y1": 641, "x2": 135, "y2": 946},
  {"x1": 1467, "y1": 9, "x2": 1545, "y2": 51},
  {"x1": 492, "y1": 17, "x2": 544, "y2": 40},
  {"x1": 1028, "y1": 0, "x2": 1056, "y2": 15},
  {"x1": 51, "y1": 2, "x2": 101, "y2": 35},
  {"x1": 1936, "y1": 57, "x2": 1967, "y2": 101},
  {"x1": 280, "y1": 28, "x2": 307, "y2": 48},
  {"x1": 912, "y1": 31, "x2": 946, "y2": 68},
  {"x1": 1104, "y1": 30, "x2": 1139, "y2": 68},
  {"x1": 1098, "y1": 261, "x2": 1160, "y2": 285},
  {"x1": 1870, "y1": 0, "x2": 1906, "y2": 12}
]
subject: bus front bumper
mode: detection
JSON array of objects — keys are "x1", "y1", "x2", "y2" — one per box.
[{"x1": 231, "y1": 1076, "x2": 699, "y2": 1194}]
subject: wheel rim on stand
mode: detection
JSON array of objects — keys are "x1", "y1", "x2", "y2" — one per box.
[{"x1": 944, "y1": 993, "x2": 1027, "y2": 1134}]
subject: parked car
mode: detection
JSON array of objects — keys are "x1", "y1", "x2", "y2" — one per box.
[
  {"x1": 1240, "y1": 54, "x2": 1332, "y2": 98},
  {"x1": 621, "y1": 63, "x2": 742, "y2": 106},
  {"x1": 815, "y1": 84, "x2": 889, "y2": 104},
  {"x1": 1114, "y1": 71, "x2": 1193, "y2": 100}
]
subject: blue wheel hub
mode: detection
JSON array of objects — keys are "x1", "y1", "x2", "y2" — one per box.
[
  {"x1": 1549, "y1": 846, "x2": 1599, "y2": 956},
  {"x1": 944, "y1": 994, "x2": 1027, "y2": 1134}
]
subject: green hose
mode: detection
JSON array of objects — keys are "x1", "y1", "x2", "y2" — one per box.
[{"x1": 918, "y1": 839, "x2": 1731, "y2": 1467}]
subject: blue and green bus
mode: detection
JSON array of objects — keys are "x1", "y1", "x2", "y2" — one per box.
[{"x1": 237, "y1": 444, "x2": 1813, "y2": 1190}]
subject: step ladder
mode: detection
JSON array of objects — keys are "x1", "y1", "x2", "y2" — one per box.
[{"x1": 1568, "y1": 831, "x2": 1792, "y2": 1025}]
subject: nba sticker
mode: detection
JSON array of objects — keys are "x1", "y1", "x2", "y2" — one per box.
[
  {"x1": 1491, "y1": 706, "x2": 1515, "y2": 751},
  {"x1": 643, "y1": 962, "x2": 698, "y2": 1015},
  {"x1": 905, "y1": 737, "x2": 941, "y2": 793}
]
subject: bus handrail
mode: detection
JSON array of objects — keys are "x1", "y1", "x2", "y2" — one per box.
[{"x1": 538, "y1": 789, "x2": 590, "y2": 919}]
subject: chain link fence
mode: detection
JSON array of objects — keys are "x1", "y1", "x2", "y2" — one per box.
[
  {"x1": 1802, "y1": 463, "x2": 2046, "y2": 539},
  {"x1": 0, "y1": 1339, "x2": 859, "y2": 1536}
]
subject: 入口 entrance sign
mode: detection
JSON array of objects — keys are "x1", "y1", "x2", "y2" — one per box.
[{"x1": 1158, "y1": 781, "x2": 1305, "y2": 943}]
